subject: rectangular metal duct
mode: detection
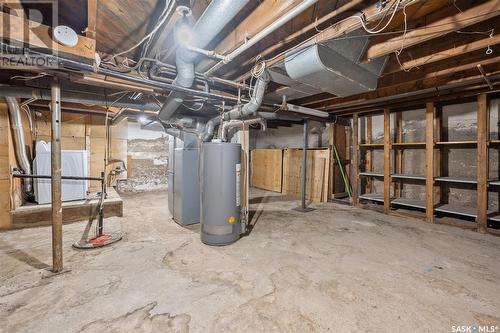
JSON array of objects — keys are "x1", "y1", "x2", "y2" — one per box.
[{"x1": 284, "y1": 29, "x2": 387, "y2": 97}]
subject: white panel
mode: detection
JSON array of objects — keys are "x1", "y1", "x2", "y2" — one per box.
[{"x1": 34, "y1": 145, "x2": 88, "y2": 204}]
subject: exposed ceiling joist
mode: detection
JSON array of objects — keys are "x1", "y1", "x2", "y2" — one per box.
[
  {"x1": 384, "y1": 33, "x2": 500, "y2": 74},
  {"x1": 379, "y1": 54, "x2": 500, "y2": 88},
  {"x1": 364, "y1": 0, "x2": 500, "y2": 61},
  {"x1": 308, "y1": 65, "x2": 500, "y2": 110}
]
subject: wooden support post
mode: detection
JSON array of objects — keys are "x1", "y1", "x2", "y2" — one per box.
[
  {"x1": 366, "y1": 116, "x2": 373, "y2": 193},
  {"x1": 51, "y1": 79, "x2": 63, "y2": 272},
  {"x1": 395, "y1": 112, "x2": 403, "y2": 198},
  {"x1": 352, "y1": 114, "x2": 359, "y2": 205},
  {"x1": 477, "y1": 94, "x2": 488, "y2": 233},
  {"x1": 426, "y1": 102, "x2": 435, "y2": 223},
  {"x1": 383, "y1": 109, "x2": 391, "y2": 213}
]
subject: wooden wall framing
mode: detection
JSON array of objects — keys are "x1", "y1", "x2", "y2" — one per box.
[{"x1": 352, "y1": 94, "x2": 499, "y2": 235}]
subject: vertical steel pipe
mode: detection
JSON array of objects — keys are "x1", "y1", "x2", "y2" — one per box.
[
  {"x1": 51, "y1": 78, "x2": 63, "y2": 273},
  {"x1": 301, "y1": 120, "x2": 309, "y2": 210}
]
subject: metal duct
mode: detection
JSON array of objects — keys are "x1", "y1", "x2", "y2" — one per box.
[
  {"x1": 158, "y1": 0, "x2": 249, "y2": 123},
  {"x1": 221, "y1": 117, "x2": 266, "y2": 142},
  {"x1": 5, "y1": 97, "x2": 32, "y2": 193},
  {"x1": 201, "y1": 70, "x2": 270, "y2": 142},
  {"x1": 284, "y1": 30, "x2": 387, "y2": 97}
]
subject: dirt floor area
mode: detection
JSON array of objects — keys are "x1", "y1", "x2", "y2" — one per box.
[{"x1": 1, "y1": 189, "x2": 499, "y2": 332}]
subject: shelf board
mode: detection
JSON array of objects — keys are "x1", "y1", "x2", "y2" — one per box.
[
  {"x1": 489, "y1": 140, "x2": 500, "y2": 145},
  {"x1": 435, "y1": 141, "x2": 477, "y2": 147},
  {"x1": 391, "y1": 198, "x2": 426, "y2": 210},
  {"x1": 489, "y1": 180, "x2": 500, "y2": 186},
  {"x1": 392, "y1": 142, "x2": 426, "y2": 148},
  {"x1": 359, "y1": 193, "x2": 385, "y2": 203},
  {"x1": 391, "y1": 174, "x2": 426, "y2": 181},
  {"x1": 488, "y1": 213, "x2": 500, "y2": 222},
  {"x1": 435, "y1": 204, "x2": 477, "y2": 218},
  {"x1": 359, "y1": 143, "x2": 384, "y2": 148},
  {"x1": 359, "y1": 171, "x2": 384, "y2": 177},
  {"x1": 434, "y1": 176, "x2": 477, "y2": 185}
]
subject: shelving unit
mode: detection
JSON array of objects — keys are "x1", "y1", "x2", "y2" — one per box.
[{"x1": 351, "y1": 95, "x2": 498, "y2": 233}]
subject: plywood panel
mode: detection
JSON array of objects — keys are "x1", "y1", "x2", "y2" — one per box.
[
  {"x1": 282, "y1": 148, "x2": 330, "y2": 202},
  {"x1": 251, "y1": 149, "x2": 283, "y2": 192}
]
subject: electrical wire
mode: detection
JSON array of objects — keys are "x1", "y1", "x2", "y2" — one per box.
[{"x1": 107, "y1": 0, "x2": 175, "y2": 62}]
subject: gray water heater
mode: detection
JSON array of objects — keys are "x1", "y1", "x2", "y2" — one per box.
[{"x1": 201, "y1": 142, "x2": 242, "y2": 246}]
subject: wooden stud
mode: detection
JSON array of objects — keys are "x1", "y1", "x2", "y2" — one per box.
[
  {"x1": 425, "y1": 102, "x2": 435, "y2": 223},
  {"x1": 395, "y1": 112, "x2": 403, "y2": 198},
  {"x1": 366, "y1": 116, "x2": 373, "y2": 193},
  {"x1": 477, "y1": 94, "x2": 488, "y2": 233},
  {"x1": 383, "y1": 109, "x2": 391, "y2": 213},
  {"x1": 351, "y1": 114, "x2": 359, "y2": 206}
]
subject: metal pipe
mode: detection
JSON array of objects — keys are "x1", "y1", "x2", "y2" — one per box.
[
  {"x1": 221, "y1": 117, "x2": 266, "y2": 142},
  {"x1": 204, "y1": 0, "x2": 318, "y2": 76},
  {"x1": 300, "y1": 120, "x2": 309, "y2": 210},
  {"x1": 12, "y1": 173, "x2": 104, "y2": 181},
  {"x1": 0, "y1": 86, "x2": 161, "y2": 111},
  {"x1": 5, "y1": 97, "x2": 32, "y2": 193},
  {"x1": 51, "y1": 78, "x2": 63, "y2": 273},
  {"x1": 285, "y1": 103, "x2": 329, "y2": 118},
  {"x1": 158, "y1": 0, "x2": 249, "y2": 123},
  {"x1": 201, "y1": 69, "x2": 270, "y2": 142}
]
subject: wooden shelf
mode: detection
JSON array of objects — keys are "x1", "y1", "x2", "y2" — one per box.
[
  {"x1": 391, "y1": 174, "x2": 425, "y2": 181},
  {"x1": 392, "y1": 142, "x2": 426, "y2": 148},
  {"x1": 359, "y1": 193, "x2": 385, "y2": 203},
  {"x1": 359, "y1": 171, "x2": 384, "y2": 177},
  {"x1": 434, "y1": 176, "x2": 477, "y2": 185},
  {"x1": 359, "y1": 143, "x2": 384, "y2": 148},
  {"x1": 489, "y1": 180, "x2": 500, "y2": 186},
  {"x1": 435, "y1": 141, "x2": 477, "y2": 147},
  {"x1": 435, "y1": 204, "x2": 478, "y2": 218},
  {"x1": 392, "y1": 198, "x2": 426, "y2": 210}
]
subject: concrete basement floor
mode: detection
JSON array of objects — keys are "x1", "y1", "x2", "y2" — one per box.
[{"x1": 1, "y1": 189, "x2": 500, "y2": 333}]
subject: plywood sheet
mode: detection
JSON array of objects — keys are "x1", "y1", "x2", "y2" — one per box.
[
  {"x1": 282, "y1": 149, "x2": 330, "y2": 202},
  {"x1": 251, "y1": 149, "x2": 283, "y2": 192}
]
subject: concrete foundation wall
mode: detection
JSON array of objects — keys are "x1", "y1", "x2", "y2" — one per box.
[
  {"x1": 362, "y1": 99, "x2": 500, "y2": 211},
  {"x1": 117, "y1": 122, "x2": 168, "y2": 193}
]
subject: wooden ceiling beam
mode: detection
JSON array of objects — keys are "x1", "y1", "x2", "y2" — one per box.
[
  {"x1": 331, "y1": 84, "x2": 500, "y2": 115},
  {"x1": 384, "y1": 33, "x2": 500, "y2": 74},
  {"x1": 0, "y1": 11, "x2": 96, "y2": 62},
  {"x1": 364, "y1": 0, "x2": 500, "y2": 61},
  {"x1": 379, "y1": 53, "x2": 500, "y2": 88},
  {"x1": 307, "y1": 65, "x2": 500, "y2": 110}
]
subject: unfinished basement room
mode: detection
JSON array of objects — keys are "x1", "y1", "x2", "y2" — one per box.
[{"x1": 1, "y1": 0, "x2": 500, "y2": 332}]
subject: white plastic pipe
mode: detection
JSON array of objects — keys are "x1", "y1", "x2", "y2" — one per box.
[{"x1": 204, "y1": 0, "x2": 319, "y2": 76}]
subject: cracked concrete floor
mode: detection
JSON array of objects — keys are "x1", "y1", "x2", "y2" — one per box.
[{"x1": 1, "y1": 189, "x2": 500, "y2": 332}]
